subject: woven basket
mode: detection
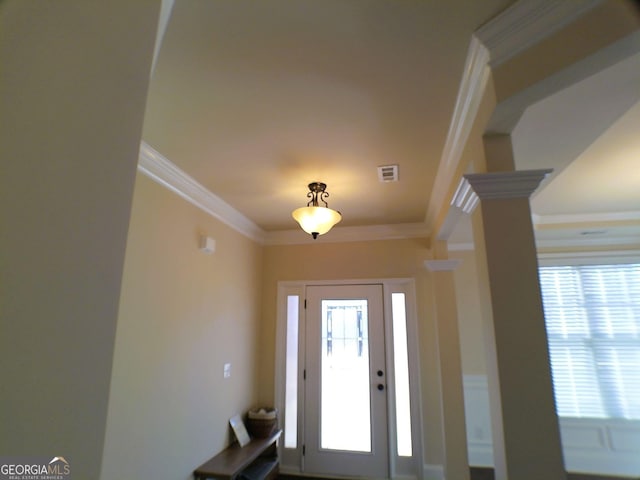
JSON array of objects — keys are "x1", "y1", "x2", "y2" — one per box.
[{"x1": 246, "y1": 408, "x2": 278, "y2": 438}]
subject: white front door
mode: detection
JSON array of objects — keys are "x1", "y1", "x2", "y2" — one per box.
[{"x1": 304, "y1": 284, "x2": 389, "y2": 478}]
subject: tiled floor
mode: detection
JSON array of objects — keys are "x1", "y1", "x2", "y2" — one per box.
[
  {"x1": 470, "y1": 467, "x2": 640, "y2": 480},
  {"x1": 278, "y1": 470, "x2": 640, "y2": 480}
]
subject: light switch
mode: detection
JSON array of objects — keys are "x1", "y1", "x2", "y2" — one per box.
[{"x1": 223, "y1": 363, "x2": 231, "y2": 379}]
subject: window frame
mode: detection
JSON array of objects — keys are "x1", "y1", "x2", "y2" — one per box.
[{"x1": 538, "y1": 251, "x2": 640, "y2": 420}]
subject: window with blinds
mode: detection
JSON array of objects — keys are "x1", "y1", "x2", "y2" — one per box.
[{"x1": 539, "y1": 264, "x2": 640, "y2": 419}]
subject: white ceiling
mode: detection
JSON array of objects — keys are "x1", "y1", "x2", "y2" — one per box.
[
  {"x1": 513, "y1": 49, "x2": 640, "y2": 249},
  {"x1": 516, "y1": 50, "x2": 640, "y2": 215},
  {"x1": 143, "y1": 0, "x2": 640, "y2": 248}
]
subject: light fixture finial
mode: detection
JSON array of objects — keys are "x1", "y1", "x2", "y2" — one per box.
[{"x1": 292, "y1": 182, "x2": 342, "y2": 239}]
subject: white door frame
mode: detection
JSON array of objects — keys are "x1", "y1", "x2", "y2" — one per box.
[{"x1": 274, "y1": 279, "x2": 424, "y2": 479}]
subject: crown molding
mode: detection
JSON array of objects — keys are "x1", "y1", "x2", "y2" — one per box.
[
  {"x1": 150, "y1": 0, "x2": 175, "y2": 76},
  {"x1": 535, "y1": 235, "x2": 640, "y2": 250},
  {"x1": 532, "y1": 210, "x2": 640, "y2": 226},
  {"x1": 138, "y1": 142, "x2": 430, "y2": 245},
  {"x1": 424, "y1": 259, "x2": 462, "y2": 272},
  {"x1": 137, "y1": 142, "x2": 266, "y2": 243},
  {"x1": 448, "y1": 236, "x2": 640, "y2": 252},
  {"x1": 425, "y1": 36, "x2": 490, "y2": 230},
  {"x1": 464, "y1": 169, "x2": 552, "y2": 200},
  {"x1": 476, "y1": 0, "x2": 603, "y2": 67},
  {"x1": 441, "y1": 36, "x2": 491, "y2": 172},
  {"x1": 428, "y1": 0, "x2": 602, "y2": 236},
  {"x1": 538, "y1": 248, "x2": 640, "y2": 266},
  {"x1": 139, "y1": 3, "x2": 604, "y2": 248},
  {"x1": 263, "y1": 222, "x2": 430, "y2": 246}
]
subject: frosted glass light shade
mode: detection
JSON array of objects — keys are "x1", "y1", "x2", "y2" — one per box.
[{"x1": 292, "y1": 206, "x2": 342, "y2": 238}]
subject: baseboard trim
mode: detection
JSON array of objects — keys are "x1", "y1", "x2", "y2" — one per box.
[
  {"x1": 469, "y1": 467, "x2": 640, "y2": 480},
  {"x1": 423, "y1": 464, "x2": 444, "y2": 480}
]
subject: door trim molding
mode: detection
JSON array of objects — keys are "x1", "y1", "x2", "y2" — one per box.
[{"x1": 275, "y1": 278, "x2": 423, "y2": 480}]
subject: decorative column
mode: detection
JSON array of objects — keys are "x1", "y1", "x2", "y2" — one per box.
[
  {"x1": 425, "y1": 254, "x2": 469, "y2": 480},
  {"x1": 463, "y1": 169, "x2": 566, "y2": 480}
]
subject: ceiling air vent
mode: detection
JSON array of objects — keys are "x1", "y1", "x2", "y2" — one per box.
[{"x1": 378, "y1": 165, "x2": 398, "y2": 183}]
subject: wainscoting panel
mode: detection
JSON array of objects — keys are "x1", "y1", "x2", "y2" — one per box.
[
  {"x1": 463, "y1": 375, "x2": 494, "y2": 467},
  {"x1": 422, "y1": 464, "x2": 444, "y2": 480},
  {"x1": 608, "y1": 423, "x2": 640, "y2": 453},
  {"x1": 561, "y1": 421, "x2": 606, "y2": 450},
  {"x1": 463, "y1": 375, "x2": 640, "y2": 478}
]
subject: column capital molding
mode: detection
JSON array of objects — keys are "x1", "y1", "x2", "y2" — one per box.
[
  {"x1": 451, "y1": 177, "x2": 480, "y2": 214},
  {"x1": 463, "y1": 169, "x2": 552, "y2": 200},
  {"x1": 425, "y1": 259, "x2": 462, "y2": 272}
]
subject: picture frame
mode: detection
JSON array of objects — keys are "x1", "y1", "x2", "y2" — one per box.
[{"x1": 229, "y1": 414, "x2": 251, "y2": 447}]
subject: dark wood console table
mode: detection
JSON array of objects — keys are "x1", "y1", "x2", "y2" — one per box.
[{"x1": 194, "y1": 429, "x2": 281, "y2": 480}]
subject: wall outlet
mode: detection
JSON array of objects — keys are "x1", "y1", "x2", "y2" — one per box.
[{"x1": 223, "y1": 363, "x2": 231, "y2": 379}]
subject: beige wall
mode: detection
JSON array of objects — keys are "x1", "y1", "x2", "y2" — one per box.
[
  {"x1": 100, "y1": 174, "x2": 263, "y2": 480},
  {"x1": 492, "y1": 0, "x2": 640, "y2": 106},
  {"x1": 450, "y1": 249, "x2": 487, "y2": 376},
  {"x1": 260, "y1": 238, "x2": 448, "y2": 465},
  {"x1": 0, "y1": 2, "x2": 159, "y2": 479}
]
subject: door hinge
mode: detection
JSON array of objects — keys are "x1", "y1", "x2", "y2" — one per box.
[
  {"x1": 303, "y1": 369, "x2": 306, "y2": 380},
  {"x1": 302, "y1": 444, "x2": 306, "y2": 456},
  {"x1": 304, "y1": 298, "x2": 307, "y2": 309}
]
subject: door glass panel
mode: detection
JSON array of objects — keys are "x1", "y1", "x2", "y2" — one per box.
[
  {"x1": 392, "y1": 293, "x2": 413, "y2": 456},
  {"x1": 284, "y1": 295, "x2": 299, "y2": 448},
  {"x1": 320, "y1": 299, "x2": 371, "y2": 452}
]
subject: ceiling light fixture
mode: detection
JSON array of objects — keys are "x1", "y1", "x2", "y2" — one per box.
[{"x1": 292, "y1": 182, "x2": 342, "y2": 239}]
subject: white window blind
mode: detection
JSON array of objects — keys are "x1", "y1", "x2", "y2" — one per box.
[{"x1": 539, "y1": 263, "x2": 640, "y2": 419}]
